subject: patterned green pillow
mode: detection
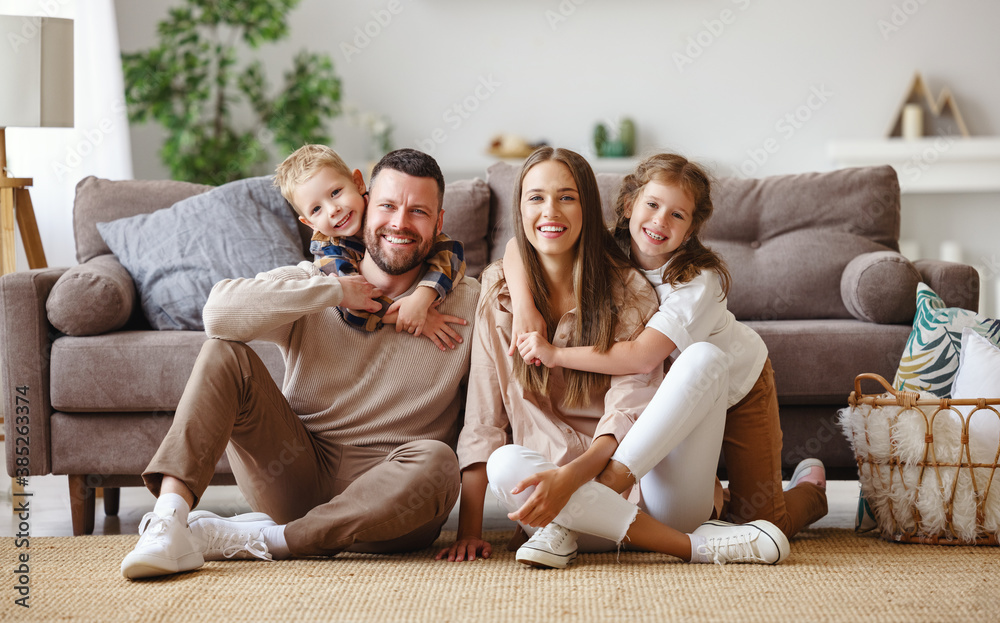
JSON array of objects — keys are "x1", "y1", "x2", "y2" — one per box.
[{"x1": 894, "y1": 283, "x2": 1000, "y2": 397}]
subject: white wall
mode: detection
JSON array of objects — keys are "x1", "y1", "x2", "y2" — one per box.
[{"x1": 27, "y1": 0, "x2": 1000, "y2": 314}]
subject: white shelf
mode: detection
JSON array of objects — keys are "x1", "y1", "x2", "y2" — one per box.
[
  {"x1": 440, "y1": 154, "x2": 640, "y2": 181},
  {"x1": 828, "y1": 137, "x2": 1000, "y2": 194}
]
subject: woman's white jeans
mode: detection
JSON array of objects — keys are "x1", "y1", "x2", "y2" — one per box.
[{"x1": 487, "y1": 342, "x2": 729, "y2": 551}]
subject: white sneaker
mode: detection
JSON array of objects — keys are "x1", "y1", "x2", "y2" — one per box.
[
  {"x1": 692, "y1": 519, "x2": 790, "y2": 565},
  {"x1": 121, "y1": 510, "x2": 205, "y2": 579},
  {"x1": 784, "y1": 458, "x2": 826, "y2": 491},
  {"x1": 515, "y1": 523, "x2": 578, "y2": 569},
  {"x1": 188, "y1": 510, "x2": 276, "y2": 561}
]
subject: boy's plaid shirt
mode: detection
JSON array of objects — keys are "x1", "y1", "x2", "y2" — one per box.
[{"x1": 310, "y1": 232, "x2": 466, "y2": 331}]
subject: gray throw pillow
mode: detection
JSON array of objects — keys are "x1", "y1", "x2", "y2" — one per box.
[{"x1": 97, "y1": 176, "x2": 306, "y2": 331}]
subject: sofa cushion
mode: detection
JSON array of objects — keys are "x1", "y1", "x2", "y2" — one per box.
[
  {"x1": 46, "y1": 255, "x2": 136, "y2": 336},
  {"x1": 441, "y1": 178, "x2": 491, "y2": 277},
  {"x1": 50, "y1": 412, "x2": 234, "y2": 476},
  {"x1": 74, "y1": 176, "x2": 212, "y2": 263},
  {"x1": 705, "y1": 166, "x2": 900, "y2": 320},
  {"x1": 50, "y1": 332, "x2": 286, "y2": 412},
  {"x1": 97, "y1": 176, "x2": 307, "y2": 331},
  {"x1": 840, "y1": 251, "x2": 920, "y2": 324},
  {"x1": 747, "y1": 319, "x2": 912, "y2": 404}
]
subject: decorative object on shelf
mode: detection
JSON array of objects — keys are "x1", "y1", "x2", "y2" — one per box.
[
  {"x1": 487, "y1": 134, "x2": 547, "y2": 159},
  {"x1": 122, "y1": 0, "x2": 342, "y2": 185},
  {"x1": 887, "y1": 72, "x2": 970, "y2": 139},
  {"x1": 593, "y1": 117, "x2": 636, "y2": 157},
  {"x1": 0, "y1": 15, "x2": 74, "y2": 275},
  {"x1": 344, "y1": 105, "x2": 393, "y2": 166}
]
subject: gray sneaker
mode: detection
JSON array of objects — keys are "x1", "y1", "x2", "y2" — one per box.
[
  {"x1": 188, "y1": 510, "x2": 276, "y2": 561},
  {"x1": 515, "y1": 523, "x2": 578, "y2": 569},
  {"x1": 121, "y1": 510, "x2": 204, "y2": 579}
]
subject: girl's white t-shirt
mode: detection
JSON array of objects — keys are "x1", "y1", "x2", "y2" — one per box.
[{"x1": 641, "y1": 265, "x2": 768, "y2": 408}]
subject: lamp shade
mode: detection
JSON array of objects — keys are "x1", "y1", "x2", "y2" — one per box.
[{"x1": 0, "y1": 16, "x2": 74, "y2": 128}]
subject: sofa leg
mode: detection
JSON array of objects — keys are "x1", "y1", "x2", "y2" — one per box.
[
  {"x1": 68, "y1": 475, "x2": 95, "y2": 536},
  {"x1": 103, "y1": 487, "x2": 120, "y2": 516}
]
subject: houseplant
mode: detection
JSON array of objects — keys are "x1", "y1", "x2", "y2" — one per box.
[{"x1": 122, "y1": 0, "x2": 342, "y2": 185}]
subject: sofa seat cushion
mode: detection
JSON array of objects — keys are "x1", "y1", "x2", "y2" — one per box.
[
  {"x1": 746, "y1": 319, "x2": 912, "y2": 404},
  {"x1": 50, "y1": 412, "x2": 233, "y2": 476},
  {"x1": 50, "y1": 332, "x2": 285, "y2": 412}
]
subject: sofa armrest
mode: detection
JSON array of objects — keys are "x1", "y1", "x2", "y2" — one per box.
[
  {"x1": 913, "y1": 259, "x2": 981, "y2": 312},
  {"x1": 1, "y1": 267, "x2": 68, "y2": 477}
]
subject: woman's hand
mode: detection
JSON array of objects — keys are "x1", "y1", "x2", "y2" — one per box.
[
  {"x1": 435, "y1": 536, "x2": 493, "y2": 562},
  {"x1": 507, "y1": 467, "x2": 579, "y2": 528},
  {"x1": 516, "y1": 332, "x2": 558, "y2": 368},
  {"x1": 507, "y1": 305, "x2": 546, "y2": 363}
]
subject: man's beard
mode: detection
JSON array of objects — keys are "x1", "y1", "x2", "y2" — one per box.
[{"x1": 364, "y1": 225, "x2": 435, "y2": 276}]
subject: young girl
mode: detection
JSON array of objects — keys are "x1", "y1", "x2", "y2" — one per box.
[
  {"x1": 514, "y1": 153, "x2": 828, "y2": 539},
  {"x1": 436, "y1": 147, "x2": 789, "y2": 569}
]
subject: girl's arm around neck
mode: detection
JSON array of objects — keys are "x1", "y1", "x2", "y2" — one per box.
[
  {"x1": 503, "y1": 238, "x2": 547, "y2": 356},
  {"x1": 553, "y1": 326, "x2": 676, "y2": 376}
]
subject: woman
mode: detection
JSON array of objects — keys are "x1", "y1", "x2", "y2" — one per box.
[{"x1": 437, "y1": 147, "x2": 788, "y2": 568}]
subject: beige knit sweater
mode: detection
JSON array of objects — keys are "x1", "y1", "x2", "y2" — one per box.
[{"x1": 203, "y1": 261, "x2": 481, "y2": 451}]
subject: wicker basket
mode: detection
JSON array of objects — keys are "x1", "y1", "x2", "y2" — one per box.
[{"x1": 842, "y1": 373, "x2": 1000, "y2": 545}]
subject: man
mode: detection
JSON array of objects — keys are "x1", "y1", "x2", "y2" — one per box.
[{"x1": 121, "y1": 149, "x2": 480, "y2": 579}]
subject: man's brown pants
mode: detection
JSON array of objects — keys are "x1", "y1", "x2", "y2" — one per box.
[{"x1": 143, "y1": 339, "x2": 460, "y2": 557}]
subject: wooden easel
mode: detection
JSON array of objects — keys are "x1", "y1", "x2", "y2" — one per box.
[{"x1": 1, "y1": 127, "x2": 48, "y2": 504}]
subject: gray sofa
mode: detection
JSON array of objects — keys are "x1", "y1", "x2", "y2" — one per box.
[{"x1": 2, "y1": 162, "x2": 979, "y2": 535}]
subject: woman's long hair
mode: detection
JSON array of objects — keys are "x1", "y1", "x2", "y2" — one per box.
[
  {"x1": 505, "y1": 147, "x2": 637, "y2": 407},
  {"x1": 612, "y1": 153, "x2": 731, "y2": 296}
]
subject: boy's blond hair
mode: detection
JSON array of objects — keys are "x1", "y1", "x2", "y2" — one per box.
[{"x1": 274, "y1": 144, "x2": 353, "y2": 214}]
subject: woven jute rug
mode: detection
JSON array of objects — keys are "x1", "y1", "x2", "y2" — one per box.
[{"x1": 2, "y1": 528, "x2": 997, "y2": 622}]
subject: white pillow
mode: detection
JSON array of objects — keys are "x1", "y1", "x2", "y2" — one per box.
[
  {"x1": 951, "y1": 327, "x2": 1000, "y2": 463},
  {"x1": 952, "y1": 327, "x2": 1000, "y2": 398}
]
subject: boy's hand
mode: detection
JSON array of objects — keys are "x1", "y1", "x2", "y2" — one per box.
[
  {"x1": 516, "y1": 331, "x2": 558, "y2": 368},
  {"x1": 387, "y1": 286, "x2": 437, "y2": 336},
  {"x1": 507, "y1": 305, "x2": 547, "y2": 363},
  {"x1": 416, "y1": 307, "x2": 467, "y2": 351},
  {"x1": 337, "y1": 275, "x2": 382, "y2": 312},
  {"x1": 435, "y1": 536, "x2": 492, "y2": 562}
]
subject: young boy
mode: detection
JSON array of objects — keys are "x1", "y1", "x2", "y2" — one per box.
[{"x1": 274, "y1": 144, "x2": 465, "y2": 338}]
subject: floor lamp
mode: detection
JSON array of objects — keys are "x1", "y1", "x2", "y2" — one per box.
[{"x1": 0, "y1": 15, "x2": 73, "y2": 497}]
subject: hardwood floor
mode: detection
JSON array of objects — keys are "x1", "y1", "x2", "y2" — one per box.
[{"x1": 2, "y1": 471, "x2": 860, "y2": 538}]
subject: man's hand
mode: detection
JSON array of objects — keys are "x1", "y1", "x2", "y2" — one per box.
[
  {"x1": 516, "y1": 332, "x2": 558, "y2": 368},
  {"x1": 337, "y1": 275, "x2": 383, "y2": 312},
  {"x1": 435, "y1": 536, "x2": 492, "y2": 562},
  {"x1": 507, "y1": 305, "x2": 546, "y2": 365},
  {"x1": 506, "y1": 467, "x2": 579, "y2": 528}
]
